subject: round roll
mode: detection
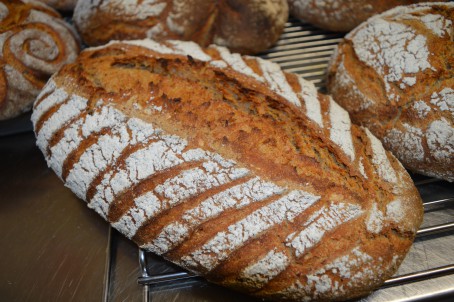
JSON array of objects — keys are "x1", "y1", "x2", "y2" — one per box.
[
  {"x1": 0, "y1": 0, "x2": 80, "y2": 120},
  {"x1": 288, "y1": 0, "x2": 447, "y2": 32},
  {"x1": 73, "y1": 0, "x2": 288, "y2": 54},
  {"x1": 327, "y1": 2, "x2": 454, "y2": 181}
]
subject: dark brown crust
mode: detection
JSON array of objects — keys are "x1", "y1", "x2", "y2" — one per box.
[
  {"x1": 73, "y1": 0, "x2": 288, "y2": 54},
  {"x1": 288, "y1": 0, "x2": 447, "y2": 32}
]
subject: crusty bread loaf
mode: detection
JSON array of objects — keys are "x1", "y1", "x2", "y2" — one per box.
[
  {"x1": 0, "y1": 0, "x2": 80, "y2": 120},
  {"x1": 288, "y1": 0, "x2": 447, "y2": 32},
  {"x1": 327, "y1": 2, "x2": 454, "y2": 182},
  {"x1": 32, "y1": 39, "x2": 423, "y2": 301},
  {"x1": 36, "y1": 0, "x2": 77, "y2": 11},
  {"x1": 73, "y1": 0, "x2": 288, "y2": 55}
]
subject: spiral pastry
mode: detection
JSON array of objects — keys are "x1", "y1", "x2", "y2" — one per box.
[{"x1": 0, "y1": 0, "x2": 80, "y2": 120}]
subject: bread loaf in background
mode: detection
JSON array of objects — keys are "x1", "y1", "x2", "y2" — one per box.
[
  {"x1": 32, "y1": 39, "x2": 423, "y2": 301},
  {"x1": 327, "y1": 2, "x2": 454, "y2": 182},
  {"x1": 288, "y1": 0, "x2": 447, "y2": 32},
  {"x1": 73, "y1": 0, "x2": 288, "y2": 55},
  {"x1": 36, "y1": 0, "x2": 77, "y2": 11},
  {"x1": 0, "y1": 0, "x2": 80, "y2": 120}
]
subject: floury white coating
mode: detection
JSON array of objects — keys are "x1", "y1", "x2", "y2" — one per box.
[
  {"x1": 257, "y1": 58, "x2": 301, "y2": 107},
  {"x1": 351, "y1": 18, "x2": 432, "y2": 102},
  {"x1": 286, "y1": 202, "x2": 363, "y2": 257},
  {"x1": 74, "y1": 0, "x2": 167, "y2": 23},
  {"x1": 330, "y1": 2, "x2": 454, "y2": 181},
  {"x1": 146, "y1": 177, "x2": 284, "y2": 254},
  {"x1": 328, "y1": 97, "x2": 355, "y2": 161},
  {"x1": 384, "y1": 123, "x2": 425, "y2": 163},
  {"x1": 297, "y1": 76, "x2": 323, "y2": 127},
  {"x1": 426, "y1": 119, "x2": 454, "y2": 163},
  {"x1": 0, "y1": 2, "x2": 7, "y2": 21},
  {"x1": 289, "y1": 0, "x2": 356, "y2": 26},
  {"x1": 211, "y1": 45, "x2": 264, "y2": 82},
  {"x1": 412, "y1": 101, "x2": 432, "y2": 119},
  {"x1": 241, "y1": 249, "x2": 290, "y2": 287},
  {"x1": 277, "y1": 247, "x2": 400, "y2": 300},
  {"x1": 35, "y1": 94, "x2": 88, "y2": 157},
  {"x1": 180, "y1": 190, "x2": 321, "y2": 271},
  {"x1": 406, "y1": 13, "x2": 452, "y2": 38},
  {"x1": 364, "y1": 128, "x2": 397, "y2": 184}
]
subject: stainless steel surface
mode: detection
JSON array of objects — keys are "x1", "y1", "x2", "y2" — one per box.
[
  {"x1": 0, "y1": 18, "x2": 452, "y2": 302},
  {"x1": 0, "y1": 132, "x2": 110, "y2": 301},
  {"x1": 108, "y1": 230, "x2": 143, "y2": 302},
  {"x1": 0, "y1": 112, "x2": 33, "y2": 136}
]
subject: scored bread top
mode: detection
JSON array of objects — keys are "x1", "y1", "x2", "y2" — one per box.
[
  {"x1": 32, "y1": 40, "x2": 423, "y2": 301},
  {"x1": 327, "y1": 2, "x2": 454, "y2": 181}
]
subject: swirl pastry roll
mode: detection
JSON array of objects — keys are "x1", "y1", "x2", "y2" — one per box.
[
  {"x1": 32, "y1": 40, "x2": 423, "y2": 301},
  {"x1": 0, "y1": 0, "x2": 80, "y2": 120}
]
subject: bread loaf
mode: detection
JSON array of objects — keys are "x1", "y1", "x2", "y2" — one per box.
[
  {"x1": 73, "y1": 0, "x2": 288, "y2": 55},
  {"x1": 327, "y1": 2, "x2": 454, "y2": 182},
  {"x1": 0, "y1": 0, "x2": 80, "y2": 120},
  {"x1": 32, "y1": 39, "x2": 423, "y2": 301},
  {"x1": 36, "y1": 0, "x2": 77, "y2": 11},
  {"x1": 288, "y1": 0, "x2": 447, "y2": 32}
]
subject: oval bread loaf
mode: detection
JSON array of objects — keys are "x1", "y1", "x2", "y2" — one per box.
[
  {"x1": 288, "y1": 0, "x2": 446, "y2": 32},
  {"x1": 0, "y1": 0, "x2": 80, "y2": 120},
  {"x1": 327, "y1": 2, "x2": 454, "y2": 182},
  {"x1": 32, "y1": 39, "x2": 423, "y2": 301},
  {"x1": 73, "y1": 0, "x2": 288, "y2": 55}
]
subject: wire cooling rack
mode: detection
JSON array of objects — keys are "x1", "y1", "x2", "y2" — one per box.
[{"x1": 136, "y1": 18, "x2": 454, "y2": 302}]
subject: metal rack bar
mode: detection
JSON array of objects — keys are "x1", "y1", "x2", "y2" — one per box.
[
  {"x1": 383, "y1": 265, "x2": 454, "y2": 288},
  {"x1": 416, "y1": 222, "x2": 454, "y2": 237},
  {"x1": 267, "y1": 50, "x2": 335, "y2": 64},
  {"x1": 414, "y1": 178, "x2": 443, "y2": 186},
  {"x1": 138, "y1": 272, "x2": 197, "y2": 285},
  {"x1": 262, "y1": 41, "x2": 341, "y2": 56},
  {"x1": 423, "y1": 197, "x2": 454, "y2": 208}
]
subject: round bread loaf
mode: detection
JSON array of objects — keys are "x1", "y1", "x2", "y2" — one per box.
[
  {"x1": 36, "y1": 0, "x2": 77, "y2": 11},
  {"x1": 327, "y1": 2, "x2": 454, "y2": 182},
  {"x1": 0, "y1": 0, "x2": 80, "y2": 120},
  {"x1": 32, "y1": 39, "x2": 423, "y2": 301},
  {"x1": 288, "y1": 0, "x2": 447, "y2": 32},
  {"x1": 73, "y1": 0, "x2": 288, "y2": 54}
]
